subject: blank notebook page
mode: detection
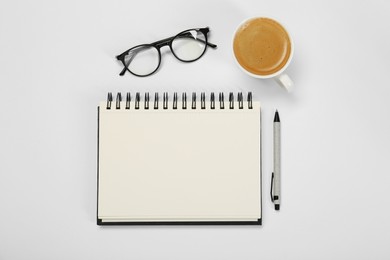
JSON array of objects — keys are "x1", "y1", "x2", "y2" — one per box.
[{"x1": 98, "y1": 100, "x2": 261, "y2": 223}]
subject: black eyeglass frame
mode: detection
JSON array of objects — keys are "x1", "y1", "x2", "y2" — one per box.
[{"x1": 116, "y1": 27, "x2": 217, "y2": 77}]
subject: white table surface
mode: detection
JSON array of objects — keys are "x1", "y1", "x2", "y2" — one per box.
[{"x1": 1, "y1": 0, "x2": 390, "y2": 259}]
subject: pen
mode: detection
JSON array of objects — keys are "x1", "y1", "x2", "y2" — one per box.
[{"x1": 271, "y1": 110, "x2": 281, "y2": 210}]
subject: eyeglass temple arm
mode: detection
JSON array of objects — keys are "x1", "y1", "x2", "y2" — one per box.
[
  {"x1": 152, "y1": 35, "x2": 217, "y2": 48},
  {"x1": 207, "y1": 41, "x2": 217, "y2": 48},
  {"x1": 116, "y1": 53, "x2": 128, "y2": 76},
  {"x1": 117, "y1": 51, "x2": 132, "y2": 76},
  {"x1": 119, "y1": 66, "x2": 127, "y2": 76}
]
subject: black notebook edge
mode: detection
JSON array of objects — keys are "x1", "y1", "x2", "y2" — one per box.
[
  {"x1": 97, "y1": 106, "x2": 100, "y2": 226},
  {"x1": 96, "y1": 105, "x2": 262, "y2": 226},
  {"x1": 97, "y1": 219, "x2": 262, "y2": 225}
]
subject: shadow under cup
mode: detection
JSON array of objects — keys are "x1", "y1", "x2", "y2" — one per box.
[{"x1": 233, "y1": 17, "x2": 292, "y2": 77}]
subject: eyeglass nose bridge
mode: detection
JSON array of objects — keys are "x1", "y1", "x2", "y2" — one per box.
[{"x1": 153, "y1": 36, "x2": 175, "y2": 49}]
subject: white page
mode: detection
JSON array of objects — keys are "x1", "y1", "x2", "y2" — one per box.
[{"x1": 98, "y1": 100, "x2": 261, "y2": 222}]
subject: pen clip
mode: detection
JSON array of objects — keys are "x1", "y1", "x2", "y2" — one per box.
[{"x1": 270, "y1": 172, "x2": 274, "y2": 203}]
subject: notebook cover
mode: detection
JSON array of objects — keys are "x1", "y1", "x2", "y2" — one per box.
[{"x1": 96, "y1": 101, "x2": 262, "y2": 225}]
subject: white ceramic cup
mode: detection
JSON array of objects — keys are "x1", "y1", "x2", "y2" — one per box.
[{"x1": 233, "y1": 17, "x2": 294, "y2": 91}]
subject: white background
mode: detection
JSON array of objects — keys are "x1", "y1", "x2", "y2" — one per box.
[{"x1": 1, "y1": 0, "x2": 390, "y2": 259}]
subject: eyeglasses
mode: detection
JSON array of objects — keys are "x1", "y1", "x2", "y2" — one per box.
[{"x1": 116, "y1": 27, "x2": 217, "y2": 77}]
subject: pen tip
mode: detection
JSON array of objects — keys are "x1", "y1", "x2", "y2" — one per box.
[{"x1": 274, "y1": 110, "x2": 280, "y2": 122}]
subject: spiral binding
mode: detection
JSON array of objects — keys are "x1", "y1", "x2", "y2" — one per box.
[
  {"x1": 135, "y1": 93, "x2": 140, "y2": 109},
  {"x1": 173, "y1": 93, "x2": 178, "y2": 109},
  {"x1": 192, "y1": 93, "x2": 196, "y2": 109},
  {"x1": 163, "y1": 92, "x2": 168, "y2": 109},
  {"x1": 201, "y1": 92, "x2": 206, "y2": 109},
  {"x1": 182, "y1": 93, "x2": 187, "y2": 109},
  {"x1": 126, "y1": 93, "x2": 131, "y2": 109},
  {"x1": 106, "y1": 92, "x2": 253, "y2": 110},
  {"x1": 219, "y1": 93, "x2": 224, "y2": 109},
  {"x1": 238, "y1": 92, "x2": 243, "y2": 109},
  {"x1": 210, "y1": 93, "x2": 215, "y2": 109},
  {"x1": 106, "y1": 92, "x2": 113, "y2": 109},
  {"x1": 154, "y1": 93, "x2": 159, "y2": 109},
  {"x1": 229, "y1": 92, "x2": 234, "y2": 109},
  {"x1": 116, "y1": 93, "x2": 122, "y2": 109}
]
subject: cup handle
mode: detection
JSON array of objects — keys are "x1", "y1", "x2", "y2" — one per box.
[{"x1": 275, "y1": 73, "x2": 293, "y2": 92}]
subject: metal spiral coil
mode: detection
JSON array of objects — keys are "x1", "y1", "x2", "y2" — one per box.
[{"x1": 106, "y1": 92, "x2": 253, "y2": 110}]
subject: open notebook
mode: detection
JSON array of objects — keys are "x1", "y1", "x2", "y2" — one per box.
[{"x1": 97, "y1": 92, "x2": 261, "y2": 225}]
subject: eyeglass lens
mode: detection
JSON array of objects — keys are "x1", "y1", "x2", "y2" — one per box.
[
  {"x1": 124, "y1": 46, "x2": 160, "y2": 76},
  {"x1": 171, "y1": 30, "x2": 207, "y2": 61}
]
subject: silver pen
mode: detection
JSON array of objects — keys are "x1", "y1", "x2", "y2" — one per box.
[{"x1": 271, "y1": 110, "x2": 281, "y2": 210}]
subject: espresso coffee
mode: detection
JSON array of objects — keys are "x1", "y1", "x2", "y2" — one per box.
[{"x1": 233, "y1": 18, "x2": 292, "y2": 76}]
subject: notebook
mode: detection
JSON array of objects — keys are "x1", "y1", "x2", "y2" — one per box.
[{"x1": 97, "y1": 92, "x2": 261, "y2": 225}]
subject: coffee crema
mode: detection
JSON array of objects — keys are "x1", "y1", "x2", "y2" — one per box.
[{"x1": 233, "y1": 18, "x2": 291, "y2": 76}]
